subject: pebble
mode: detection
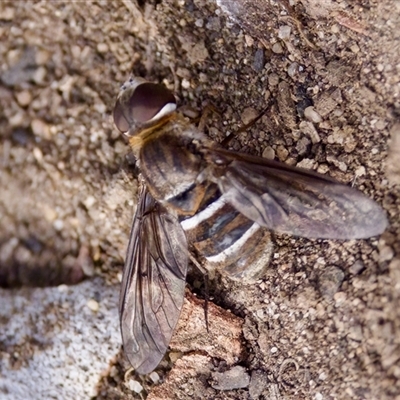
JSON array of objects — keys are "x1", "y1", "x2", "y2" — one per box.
[
  {"x1": 379, "y1": 245, "x2": 394, "y2": 263},
  {"x1": 0, "y1": 6, "x2": 15, "y2": 20},
  {"x1": 268, "y1": 72, "x2": 280, "y2": 86},
  {"x1": 97, "y1": 43, "x2": 109, "y2": 53},
  {"x1": 83, "y1": 196, "x2": 96, "y2": 209},
  {"x1": 149, "y1": 371, "x2": 160, "y2": 384},
  {"x1": 299, "y1": 121, "x2": 321, "y2": 144},
  {"x1": 347, "y1": 324, "x2": 363, "y2": 342},
  {"x1": 253, "y1": 48, "x2": 265, "y2": 72},
  {"x1": 249, "y1": 370, "x2": 268, "y2": 398},
  {"x1": 244, "y1": 34, "x2": 254, "y2": 47},
  {"x1": 355, "y1": 166, "x2": 366, "y2": 177},
  {"x1": 304, "y1": 106, "x2": 322, "y2": 123},
  {"x1": 126, "y1": 379, "x2": 143, "y2": 393},
  {"x1": 349, "y1": 260, "x2": 365, "y2": 275},
  {"x1": 53, "y1": 219, "x2": 64, "y2": 231},
  {"x1": 33, "y1": 147, "x2": 43, "y2": 162},
  {"x1": 32, "y1": 66, "x2": 46, "y2": 84},
  {"x1": 262, "y1": 146, "x2": 275, "y2": 160},
  {"x1": 181, "y1": 78, "x2": 190, "y2": 89},
  {"x1": 276, "y1": 145, "x2": 289, "y2": 161},
  {"x1": 35, "y1": 49, "x2": 51, "y2": 65},
  {"x1": 278, "y1": 25, "x2": 291, "y2": 40},
  {"x1": 287, "y1": 62, "x2": 299, "y2": 77},
  {"x1": 194, "y1": 18, "x2": 204, "y2": 28},
  {"x1": 333, "y1": 291, "x2": 347, "y2": 306},
  {"x1": 211, "y1": 366, "x2": 250, "y2": 390},
  {"x1": 86, "y1": 299, "x2": 99, "y2": 312},
  {"x1": 31, "y1": 119, "x2": 51, "y2": 140},
  {"x1": 240, "y1": 107, "x2": 258, "y2": 125},
  {"x1": 318, "y1": 371, "x2": 327, "y2": 381},
  {"x1": 272, "y1": 42, "x2": 284, "y2": 54},
  {"x1": 318, "y1": 266, "x2": 345, "y2": 301},
  {"x1": 296, "y1": 158, "x2": 315, "y2": 170},
  {"x1": 16, "y1": 90, "x2": 32, "y2": 107}
]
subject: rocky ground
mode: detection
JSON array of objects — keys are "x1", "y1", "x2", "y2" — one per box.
[{"x1": 0, "y1": 1, "x2": 399, "y2": 399}]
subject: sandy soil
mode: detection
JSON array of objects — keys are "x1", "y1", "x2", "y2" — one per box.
[{"x1": 0, "y1": 1, "x2": 399, "y2": 399}]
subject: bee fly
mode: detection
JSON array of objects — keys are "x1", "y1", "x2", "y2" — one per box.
[{"x1": 113, "y1": 77, "x2": 387, "y2": 375}]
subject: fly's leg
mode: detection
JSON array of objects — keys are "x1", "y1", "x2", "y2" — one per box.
[
  {"x1": 188, "y1": 251, "x2": 210, "y2": 332},
  {"x1": 221, "y1": 102, "x2": 274, "y2": 147}
]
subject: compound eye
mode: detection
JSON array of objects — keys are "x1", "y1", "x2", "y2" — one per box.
[{"x1": 113, "y1": 82, "x2": 176, "y2": 133}]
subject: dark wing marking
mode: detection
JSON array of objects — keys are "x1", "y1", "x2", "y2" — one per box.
[
  {"x1": 206, "y1": 147, "x2": 387, "y2": 239},
  {"x1": 119, "y1": 182, "x2": 188, "y2": 375}
]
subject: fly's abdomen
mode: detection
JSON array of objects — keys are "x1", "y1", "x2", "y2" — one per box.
[{"x1": 179, "y1": 184, "x2": 273, "y2": 282}]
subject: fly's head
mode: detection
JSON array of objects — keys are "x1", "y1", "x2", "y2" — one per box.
[{"x1": 113, "y1": 77, "x2": 177, "y2": 137}]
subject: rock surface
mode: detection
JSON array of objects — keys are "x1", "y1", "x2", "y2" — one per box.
[{"x1": 0, "y1": 1, "x2": 399, "y2": 399}]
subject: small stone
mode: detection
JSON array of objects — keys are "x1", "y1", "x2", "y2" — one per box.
[
  {"x1": 375, "y1": 119, "x2": 386, "y2": 130},
  {"x1": 33, "y1": 147, "x2": 43, "y2": 162},
  {"x1": 318, "y1": 266, "x2": 345, "y2": 301},
  {"x1": 296, "y1": 136, "x2": 310, "y2": 155},
  {"x1": 16, "y1": 90, "x2": 32, "y2": 107},
  {"x1": 268, "y1": 72, "x2": 280, "y2": 86},
  {"x1": 296, "y1": 158, "x2": 315, "y2": 170},
  {"x1": 211, "y1": 366, "x2": 250, "y2": 390},
  {"x1": 249, "y1": 370, "x2": 268, "y2": 398},
  {"x1": 355, "y1": 166, "x2": 366, "y2": 177},
  {"x1": 169, "y1": 351, "x2": 182, "y2": 363},
  {"x1": 299, "y1": 121, "x2": 321, "y2": 144},
  {"x1": 331, "y1": 24, "x2": 340, "y2": 33},
  {"x1": 262, "y1": 146, "x2": 275, "y2": 160},
  {"x1": 350, "y1": 43, "x2": 360, "y2": 53},
  {"x1": 272, "y1": 42, "x2": 284, "y2": 54},
  {"x1": 287, "y1": 62, "x2": 299, "y2": 77},
  {"x1": 333, "y1": 291, "x2": 346, "y2": 306},
  {"x1": 389, "y1": 259, "x2": 400, "y2": 293},
  {"x1": 276, "y1": 145, "x2": 289, "y2": 161},
  {"x1": 0, "y1": 238, "x2": 19, "y2": 263},
  {"x1": 349, "y1": 260, "x2": 365, "y2": 275},
  {"x1": 253, "y1": 48, "x2": 265, "y2": 72},
  {"x1": 86, "y1": 299, "x2": 99, "y2": 312},
  {"x1": 53, "y1": 219, "x2": 64, "y2": 231},
  {"x1": 181, "y1": 78, "x2": 190, "y2": 89},
  {"x1": 35, "y1": 49, "x2": 51, "y2": 65},
  {"x1": 83, "y1": 196, "x2": 96, "y2": 209},
  {"x1": 0, "y1": 7, "x2": 15, "y2": 20},
  {"x1": 205, "y1": 16, "x2": 221, "y2": 31},
  {"x1": 314, "y1": 89, "x2": 341, "y2": 117},
  {"x1": 188, "y1": 41, "x2": 209, "y2": 63},
  {"x1": 348, "y1": 324, "x2": 363, "y2": 342},
  {"x1": 304, "y1": 106, "x2": 322, "y2": 123},
  {"x1": 33, "y1": 66, "x2": 47, "y2": 84},
  {"x1": 126, "y1": 379, "x2": 143, "y2": 393},
  {"x1": 278, "y1": 25, "x2": 291, "y2": 40},
  {"x1": 97, "y1": 43, "x2": 109, "y2": 53},
  {"x1": 244, "y1": 34, "x2": 254, "y2": 47},
  {"x1": 240, "y1": 107, "x2": 258, "y2": 125},
  {"x1": 149, "y1": 371, "x2": 160, "y2": 383},
  {"x1": 318, "y1": 372, "x2": 327, "y2": 381},
  {"x1": 379, "y1": 245, "x2": 394, "y2": 263},
  {"x1": 31, "y1": 119, "x2": 51, "y2": 140},
  {"x1": 194, "y1": 18, "x2": 204, "y2": 28}
]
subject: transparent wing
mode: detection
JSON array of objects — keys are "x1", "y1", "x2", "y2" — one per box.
[
  {"x1": 119, "y1": 182, "x2": 188, "y2": 375},
  {"x1": 206, "y1": 147, "x2": 387, "y2": 239}
]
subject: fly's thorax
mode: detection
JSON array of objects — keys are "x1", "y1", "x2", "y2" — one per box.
[
  {"x1": 138, "y1": 120, "x2": 211, "y2": 216},
  {"x1": 180, "y1": 184, "x2": 274, "y2": 283}
]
